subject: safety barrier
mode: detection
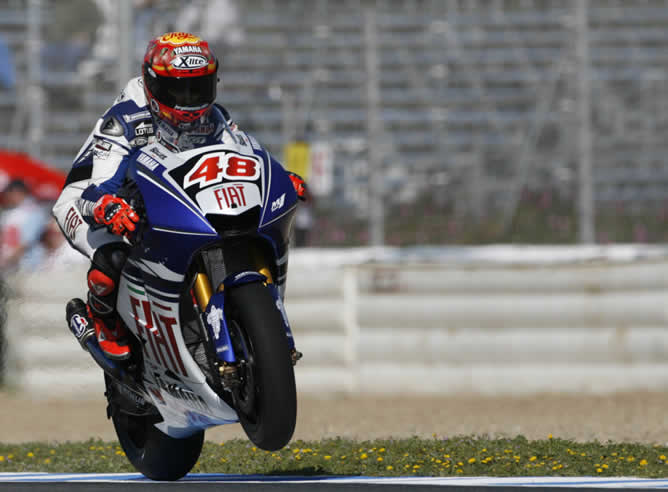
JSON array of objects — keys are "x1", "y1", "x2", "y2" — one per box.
[{"x1": 5, "y1": 245, "x2": 668, "y2": 398}]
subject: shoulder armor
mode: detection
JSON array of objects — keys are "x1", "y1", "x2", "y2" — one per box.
[{"x1": 100, "y1": 115, "x2": 124, "y2": 137}]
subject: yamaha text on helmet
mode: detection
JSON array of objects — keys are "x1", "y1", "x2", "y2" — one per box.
[{"x1": 142, "y1": 32, "x2": 218, "y2": 129}]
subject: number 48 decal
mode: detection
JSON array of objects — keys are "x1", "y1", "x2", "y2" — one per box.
[{"x1": 184, "y1": 152, "x2": 260, "y2": 188}]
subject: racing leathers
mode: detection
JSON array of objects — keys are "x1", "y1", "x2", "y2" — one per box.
[{"x1": 53, "y1": 76, "x2": 237, "y2": 360}]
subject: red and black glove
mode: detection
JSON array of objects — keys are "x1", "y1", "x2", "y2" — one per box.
[
  {"x1": 93, "y1": 195, "x2": 139, "y2": 238},
  {"x1": 287, "y1": 172, "x2": 307, "y2": 201}
]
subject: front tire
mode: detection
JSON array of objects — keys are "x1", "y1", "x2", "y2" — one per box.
[
  {"x1": 227, "y1": 281, "x2": 297, "y2": 450},
  {"x1": 107, "y1": 378, "x2": 204, "y2": 481}
]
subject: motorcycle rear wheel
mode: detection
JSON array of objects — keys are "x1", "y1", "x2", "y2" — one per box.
[
  {"x1": 227, "y1": 281, "x2": 297, "y2": 451},
  {"x1": 108, "y1": 377, "x2": 204, "y2": 481}
]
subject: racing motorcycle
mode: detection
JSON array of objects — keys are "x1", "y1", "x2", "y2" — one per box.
[{"x1": 74, "y1": 132, "x2": 302, "y2": 481}]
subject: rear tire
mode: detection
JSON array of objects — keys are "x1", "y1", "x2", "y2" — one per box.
[
  {"x1": 227, "y1": 281, "x2": 297, "y2": 450},
  {"x1": 107, "y1": 378, "x2": 204, "y2": 481}
]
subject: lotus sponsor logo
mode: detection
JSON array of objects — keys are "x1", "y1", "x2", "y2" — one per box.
[
  {"x1": 271, "y1": 193, "x2": 285, "y2": 212},
  {"x1": 173, "y1": 55, "x2": 208, "y2": 69}
]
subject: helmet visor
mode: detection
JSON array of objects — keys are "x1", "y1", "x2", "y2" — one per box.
[{"x1": 146, "y1": 70, "x2": 217, "y2": 109}]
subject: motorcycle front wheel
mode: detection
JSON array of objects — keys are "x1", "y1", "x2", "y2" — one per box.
[
  {"x1": 107, "y1": 378, "x2": 204, "y2": 481},
  {"x1": 226, "y1": 281, "x2": 297, "y2": 451}
]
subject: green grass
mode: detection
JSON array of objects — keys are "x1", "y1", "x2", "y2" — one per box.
[{"x1": 1, "y1": 436, "x2": 668, "y2": 477}]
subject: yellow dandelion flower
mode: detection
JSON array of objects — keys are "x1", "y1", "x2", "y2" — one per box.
[
  {"x1": 386, "y1": 465, "x2": 393, "y2": 471},
  {"x1": 627, "y1": 457, "x2": 635, "y2": 462},
  {"x1": 548, "y1": 434, "x2": 553, "y2": 439},
  {"x1": 360, "y1": 453, "x2": 368, "y2": 460},
  {"x1": 27, "y1": 452, "x2": 34, "y2": 458},
  {"x1": 444, "y1": 454, "x2": 450, "y2": 458},
  {"x1": 220, "y1": 458, "x2": 227, "y2": 463},
  {"x1": 324, "y1": 456, "x2": 332, "y2": 460},
  {"x1": 602, "y1": 464, "x2": 609, "y2": 469},
  {"x1": 661, "y1": 455, "x2": 667, "y2": 461},
  {"x1": 340, "y1": 455, "x2": 347, "y2": 459},
  {"x1": 44, "y1": 458, "x2": 51, "y2": 464},
  {"x1": 0, "y1": 456, "x2": 4, "y2": 462},
  {"x1": 456, "y1": 469, "x2": 463, "y2": 474},
  {"x1": 89, "y1": 446, "x2": 95, "y2": 451},
  {"x1": 8, "y1": 455, "x2": 13, "y2": 460},
  {"x1": 219, "y1": 442, "x2": 225, "y2": 446},
  {"x1": 436, "y1": 459, "x2": 442, "y2": 464},
  {"x1": 49, "y1": 450, "x2": 56, "y2": 455},
  {"x1": 252, "y1": 447, "x2": 257, "y2": 452},
  {"x1": 640, "y1": 459, "x2": 648, "y2": 466},
  {"x1": 379, "y1": 448, "x2": 385, "y2": 453},
  {"x1": 580, "y1": 452, "x2": 586, "y2": 457},
  {"x1": 115, "y1": 451, "x2": 124, "y2": 456},
  {"x1": 529, "y1": 456, "x2": 537, "y2": 462},
  {"x1": 377, "y1": 457, "x2": 383, "y2": 462},
  {"x1": 292, "y1": 448, "x2": 299, "y2": 454},
  {"x1": 458, "y1": 461, "x2": 464, "y2": 466},
  {"x1": 468, "y1": 458, "x2": 476, "y2": 464},
  {"x1": 482, "y1": 448, "x2": 487, "y2": 452},
  {"x1": 596, "y1": 468, "x2": 603, "y2": 473}
]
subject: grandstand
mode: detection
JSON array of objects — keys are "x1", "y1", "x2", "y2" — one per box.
[{"x1": 2, "y1": 0, "x2": 668, "y2": 243}]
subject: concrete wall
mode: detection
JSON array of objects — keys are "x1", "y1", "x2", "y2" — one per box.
[{"x1": 6, "y1": 245, "x2": 668, "y2": 398}]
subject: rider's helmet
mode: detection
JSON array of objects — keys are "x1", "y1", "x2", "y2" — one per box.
[{"x1": 142, "y1": 32, "x2": 218, "y2": 130}]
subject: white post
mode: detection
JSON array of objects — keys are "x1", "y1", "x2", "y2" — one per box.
[
  {"x1": 576, "y1": 0, "x2": 595, "y2": 243},
  {"x1": 117, "y1": 0, "x2": 133, "y2": 93},
  {"x1": 342, "y1": 266, "x2": 359, "y2": 393},
  {"x1": 26, "y1": 0, "x2": 43, "y2": 158},
  {"x1": 364, "y1": 7, "x2": 384, "y2": 246}
]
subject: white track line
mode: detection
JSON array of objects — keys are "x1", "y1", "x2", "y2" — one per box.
[{"x1": 2, "y1": 474, "x2": 668, "y2": 487}]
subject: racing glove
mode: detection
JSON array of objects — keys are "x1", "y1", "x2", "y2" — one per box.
[
  {"x1": 287, "y1": 172, "x2": 307, "y2": 201},
  {"x1": 93, "y1": 195, "x2": 139, "y2": 237}
]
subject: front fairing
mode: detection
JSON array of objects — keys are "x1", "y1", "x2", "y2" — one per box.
[{"x1": 129, "y1": 140, "x2": 298, "y2": 275}]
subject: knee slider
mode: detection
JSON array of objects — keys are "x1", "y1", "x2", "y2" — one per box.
[{"x1": 87, "y1": 269, "x2": 115, "y2": 297}]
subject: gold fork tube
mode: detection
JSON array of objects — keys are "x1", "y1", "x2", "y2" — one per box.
[{"x1": 194, "y1": 273, "x2": 214, "y2": 310}]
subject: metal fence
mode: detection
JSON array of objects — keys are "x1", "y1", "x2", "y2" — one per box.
[{"x1": 2, "y1": 0, "x2": 668, "y2": 245}]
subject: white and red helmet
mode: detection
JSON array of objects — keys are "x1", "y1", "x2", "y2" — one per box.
[{"x1": 142, "y1": 32, "x2": 218, "y2": 128}]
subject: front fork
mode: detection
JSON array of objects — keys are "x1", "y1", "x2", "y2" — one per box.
[{"x1": 193, "y1": 263, "x2": 300, "y2": 373}]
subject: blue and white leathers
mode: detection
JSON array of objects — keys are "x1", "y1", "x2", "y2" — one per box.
[{"x1": 114, "y1": 131, "x2": 298, "y2": 438}]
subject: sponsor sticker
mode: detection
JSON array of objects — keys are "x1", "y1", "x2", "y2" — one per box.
[
  {"x1": 173, "y1": 45, "x2": 203, "y2": 55},
  {"x1": 271, "y1": 193, "x2": 285, "y2": 212},
  {"x1": 172, "y1": 55, "x2": 208, "y2": 70},
  {"x1": 195, "y1": 182, "x2": 262, "y2": 216},
  {"x1": 64, "y1": 207, "x2": 83, "y2": 240},
  {"x1": 70, "y1": 314, "x2": 89, "y2": 339},
  {"x1": 123, "y1": 110, "x2": 151, "y2": 123},
  {"x1": 137, "y1": 152, "x2": 161, "y2": 170}
]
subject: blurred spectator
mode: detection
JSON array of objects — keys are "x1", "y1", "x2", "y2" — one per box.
[
  {"x1": 0, "y1": 35, "x2": 15, "y2": 90},
  {"x1": 0, "y1": 180, "x2": 49, "y2": 273},
  {"x1": 24, "y1": 218, "x2": 86, "y2": 272}
]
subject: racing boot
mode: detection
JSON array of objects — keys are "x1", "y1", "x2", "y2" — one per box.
[
  {"x1": 91, "y1": 315, "x2": 131, "y2": 361},
  {"x1": 66, "y1": 298, "x2": 95, "y2": 350},
  {"x1": 87, "y1": 267, "x2": 131, "y2": 361},
  {"x1": 66, "y1": 297, "x2": 130, "y2": 360}
]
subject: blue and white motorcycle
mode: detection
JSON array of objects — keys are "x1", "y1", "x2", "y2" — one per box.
[{"x1": 79, "y1": 134, "x2": 302, "y2": 480}]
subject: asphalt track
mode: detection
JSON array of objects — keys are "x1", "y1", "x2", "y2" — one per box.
[{"x1": 3, "y1": 474, "x2": 668, "y2": 491}]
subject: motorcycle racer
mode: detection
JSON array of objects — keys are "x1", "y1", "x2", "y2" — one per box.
[{"x1": 53, "y1": 32, "x2": 307, "y2": 361}]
